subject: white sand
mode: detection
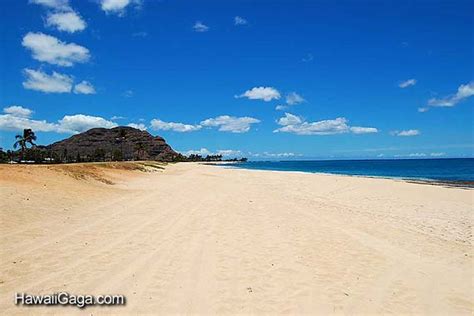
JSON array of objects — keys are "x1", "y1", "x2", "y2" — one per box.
[{"x1": 0, "y1": 162, "x2": 472, "y2": 315}]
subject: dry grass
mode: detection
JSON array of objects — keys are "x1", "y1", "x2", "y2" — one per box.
[{"x1": 40, "y1": 161, "x2": 168, "y2": 185}]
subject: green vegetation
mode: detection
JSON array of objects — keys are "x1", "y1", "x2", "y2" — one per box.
[
  {"x1": 13, "y1": 129, "x2": 37, "y2": 162},
  {"x1": 2, "y1": 128, "x2": 248, "y2": 164}
]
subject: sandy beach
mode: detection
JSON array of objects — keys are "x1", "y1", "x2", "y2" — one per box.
[{"x1": 0, "y1": 162, "x2": 472, "y2": 315}]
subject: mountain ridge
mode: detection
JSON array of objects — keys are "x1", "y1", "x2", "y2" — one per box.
[{"x1": 45, "y1": 126, "x2": 178, "y2": 162}]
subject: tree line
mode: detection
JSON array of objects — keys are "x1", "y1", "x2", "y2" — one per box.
[{"x1": 0, "y1": 129, "x2": 248, "y2": 164}]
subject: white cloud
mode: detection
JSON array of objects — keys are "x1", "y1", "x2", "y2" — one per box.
[
  {"x1": 286, "y1": 92, "x2": 305, "y2": 105},
  {"x1": 150, "y1": 119, "x2": 201, "y2": 132},
  {"x1": 428, "y1": 82, "x2": 474, "y2": 107},
  {"x1": 0, "y1": 114, "x2": 60, "y2": 133},
  {"x1": 29, "y1": 0, "x2": 70, "y2": 10},
  {"x1": 236, "y1": 86, "x2": 281, "y2": 102},
  {"x1": 181, "y1": 148, "x2": 242, "y2": 157},
  {"x1": 150, "y1": 115, "x2": 260, "y2": 134},
  {"x1": 0, "y1": 109, "x2": 117, "y2": 134},
  {"x1": 127, "y1": 123, "x2": 147, "y2": 130},
  {"x1": 408, "y1": 153, "x2": 426, "y2": 157},
  {"x1": 277, "y1": 112, "x2": 303, "y2": 126},
  {"x1": 23, "y1": 69, "x2": 93, "y2": 95},
  {"x1": 275, "y1": 117, "x2": 349, "y2": 135},
  {"x1": 182, "y1": 148, "x2": 212, "y2": 156},
  {"x1": 3, "y1": 106, "x2": 33, "y2": 118},
  {"x1": 46, "y1": 11, "x2": 86, "y2": 33},
  {"x1": 122, "y1": 89, "x2": 134, "y2": 97},
  {"x1": 101, "y1": 0, "x2": 129, "y2": 12},
  {"x1": 275, "y1": 105, "x2": 288, "y2": 111},
  {"x1": 430, "y1": 152, "x2": 446, "y2": 157},
  {"x1": 399, "y1": 79, "x2": 417, "y2": 88},
  {"x1": 390, "y1": 129, "x2": 420, "y2": 137},
  {"x1": 350, "y1": 126, "x2": 379, "y2": 134},
  {"x1": 193, "y1": 21, "x2": 209, "y2": 32},
  {"x1": 200, "y1": 115, "x2": 260, "y2": 133},
  {"x1": 100, "y1": 0, "x2": 141, "y2": 15},
  {"x1": 260, "y1": 152, "x2": 299, "y2": 158},
  {"x1": 73, "y1": 81, "x2": 96, "y2": 94},
  {"x1": 216, "y1": 149, "x2": 242, "y2": 157},
  {"x1": 110, "y1": 115, "x2": 126, "y2": 120},
  {"x1": 418, "y1": 107, "x2": 429, "y2": 113},
  {"x1": 234, "y1": 16, "x2": 248, "y2": 25},
  {"x1": 58, "y1": 114, "x2": 117, "y2": 133},
  {"x1": 23, "y1": 68, "x2": 73, "y2": 93},
  {"x1": 274, "y1": 113, "x2": 378, "y2": 135},
  {"x1": 249, "y1": 151, "x2": 302, "y2": 159},
  {"x1": 22, "y1": 32, "x2": 90, "y2": 67}
]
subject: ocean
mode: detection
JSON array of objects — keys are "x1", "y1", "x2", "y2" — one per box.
[{"x1": 226, "y1": 158, "x2": 474, "y2": 182}]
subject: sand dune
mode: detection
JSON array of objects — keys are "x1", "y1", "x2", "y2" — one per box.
[{"x1": 0, "y1": 162, "x2": 472, "y2": 315}]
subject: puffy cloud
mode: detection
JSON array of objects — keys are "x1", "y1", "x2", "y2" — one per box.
[
  {"x1": 418, "y1": 107, "x2": 429, "y2": 113},
  {"x1": 236, "y1": 86, "x2": 281, "y2": 102},
  {"x1": 58, "y1": 114, "x2": 117, "y2": 133},
  {"x1": 3, "y1": 106, "x2": 33, "y2": 118},
  {"x1": 23, "y1": 68, "x2": 73, "y2": 93},
  {"x1": 0, "y1": 114, "x2": 60, "y2": 133},
  {"x1": 275, "y1": 117, "x2": 350, "y2": 135},
  {"x1": 150, "y1": 115, "x2": 260, "y2": 134},
  {"x1": 30, "y1": 0, "x2": 86, "y2": 34},
  {"x1": 200, "y1": 115, "x2": 260, "y2": 133},
  {"x1": 182, "y1": 148, "x2": 212, "y2": 156},
  {"x1": 430, "y1": 152, "x2": 446, "y2": 157},
  {"x1": 277, "y1": 113, "x2": 303, "y2": 126},
  {"x1": 275, "y1": 105, "x2": 288, "y2": 111},
  {"x1": 73, "y1": 81, "x2": 96, "y2": 94},
  {"x1": 390, "y1": 129, "x2": 420, "y2": 136},
  {"x1": 0, "y1": 107, "x2": 117, "y2": 134},
  {"x1": 193, "y1": 21, "x2": 209, "y2": 32},
  {"x1": 46, "y1": 11, "x2": 86, "y2": 33},
  {"x1": 234, "y1": 16, "x2": 248, "y2": 25},
  {"x1": 350, "y1": 126, "x2": 379, "y2": 134},
  {"x1": 127, "y1": 123, "x2": 147, "y2": 130},
  {"x1": 150, "y1": 119, "x2": 201, "y2": 132},
  {"x1": 29, "y1": 0, "x2": 70, "y2": 10},
  {"x1": 428, "y1": 82, "x2": 474, "y2": 107},
  {"x1": 22, "y1": 32, "x2": 90, "y2": 67},
  {"x1": 274, "y1": 113, "x2": 377, "y2": 135},
  {"x1": 23, "y1": 69, "x2": 94, "y2": 95},
  {"x1": 286, "y1": 92, "x2": 305, "y2": 105},
  {"x1": 100, "y1": 0, "x2": 141, "y2": 15},
  {"x1": 399, "y1": 79, "x2": 417, "y2": 88}
]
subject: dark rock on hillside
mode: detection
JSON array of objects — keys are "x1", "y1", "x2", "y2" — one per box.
[{"x1": 45, "y1": 126, "x2": 178, "y2": 162}]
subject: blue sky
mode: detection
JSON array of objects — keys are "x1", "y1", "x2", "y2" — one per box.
[{"x1": 0, "y1": 0, "x2": 473, "y2": 159}]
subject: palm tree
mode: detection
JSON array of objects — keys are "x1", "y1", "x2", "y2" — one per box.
[{"x1": 14, "y1": 129, "x2": 36, "y2": 162}]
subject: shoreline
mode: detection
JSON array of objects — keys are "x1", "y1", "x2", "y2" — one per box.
[{"x1": 210, "y1": 163, "x2": 474, "y2": 189}]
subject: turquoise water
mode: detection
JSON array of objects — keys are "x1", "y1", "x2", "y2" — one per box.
[{"x1": 227, "y1": 158, "x2": 474, "y2": 182}]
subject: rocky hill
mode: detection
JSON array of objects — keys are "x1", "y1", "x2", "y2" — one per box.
[{"x1": 45, "y1": 126, "x2": 178, "y2": 162}]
